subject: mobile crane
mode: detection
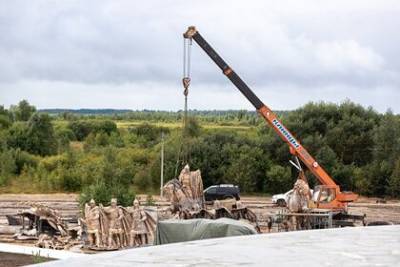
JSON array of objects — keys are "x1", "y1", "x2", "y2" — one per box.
[{"x1": 182, "y1": 26, "x2": 359, "y2": 213}]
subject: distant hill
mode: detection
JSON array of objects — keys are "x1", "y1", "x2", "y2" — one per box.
[{"x1": 39, "y1": 109, "x2": 133, "y2": 115}]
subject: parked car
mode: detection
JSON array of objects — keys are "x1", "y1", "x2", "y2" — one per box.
[
  {"x1": 271, "y1": 190, "x2": 293, "y2": 207},
  {"x1": 204, "y1": 184, "x2": 240, "y2": 202},
  {"x1": 272, "y1": 189, "x2": 313, "y2": 207}
]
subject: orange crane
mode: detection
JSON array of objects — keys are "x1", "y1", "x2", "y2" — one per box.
[{"x1": 182, "y1": 26, "x2": 358, "y2": 211}]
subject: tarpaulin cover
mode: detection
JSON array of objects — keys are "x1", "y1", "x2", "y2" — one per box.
[{"x1": 154, "y1": 218, "x2": 257, "y2": 245}]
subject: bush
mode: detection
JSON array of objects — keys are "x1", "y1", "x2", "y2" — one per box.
[
  {"x1": 265, "y1": 165, "x2": 293, "y2": 193},
  {"x1": 68, "y1": 120, "x2": 118, "y2": 141},
  {"x1": 0, "y1": 149, "x2": 16, "y2": 186},
  {"x1": 14, "y1": 149, "x2": 38, "y2": 174},
  {"x1": 129, "y1": 123, "x2": 169, "y2": 147},
  {"x1": 80, "y1": 183, "x2": 135, "y2": 207},
  {"x1": 68, "y1": 121, "x2": 93, "y2": 141},
  {"x1": 134, "y1": 168, "x2": 153, "y2": 191},
  {"x1": 388, "y1": 158, "x2": 400, "y2": 197}
]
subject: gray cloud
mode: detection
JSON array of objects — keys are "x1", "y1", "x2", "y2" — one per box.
[{"x1": 0, "y1": 0, "x2": 399, "y2": 112}]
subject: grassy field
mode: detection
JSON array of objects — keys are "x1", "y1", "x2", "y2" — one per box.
[
  {"x1": 53, "y1": 119, "x2": 256, "y2": 132},
  {"x1": 115, "y1": 120, "x2": 254, "y2": 130}
]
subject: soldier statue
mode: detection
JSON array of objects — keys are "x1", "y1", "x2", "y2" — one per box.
[
  {"x1": 128, "y1": 198, "x2": 149, "y2": 246},
  {"x1": 179, "y1": 164, "x2": 193, "y2": 199},
  {"x1": 82, "y1": 199, "x2": 101, "y2": 248},
  {"x1": 102, "y1": 198, "x2": 124, "y2": 248}
]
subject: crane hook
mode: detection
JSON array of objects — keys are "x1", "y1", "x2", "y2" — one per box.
[{"x1": 182, "y1": 77, "x2": 190, "y2": 96}]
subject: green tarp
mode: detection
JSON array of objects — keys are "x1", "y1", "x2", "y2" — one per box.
[{"x1": 154, "y1": 218, "x2": 257, "y2": 245}]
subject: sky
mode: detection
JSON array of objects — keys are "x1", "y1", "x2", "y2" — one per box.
[{"x1": 0, "y1": 0, "x2": 399, "y2": 112}]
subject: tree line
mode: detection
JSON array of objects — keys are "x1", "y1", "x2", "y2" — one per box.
[{"x1": 0, "y1": 100, "x2": 399, "y2": 204}]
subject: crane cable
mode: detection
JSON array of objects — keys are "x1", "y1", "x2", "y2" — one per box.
[
  {"x1": 182, "y1": 36, "x2": 192, "y2": 129},
  {"x1": 174, "y1": 37, "x2": 192, "y2": 177}
]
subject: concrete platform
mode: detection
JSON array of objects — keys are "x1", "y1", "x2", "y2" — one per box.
[
  {"x1": 0, "y1": 243, "x2": 86, "y2": 260},
  {"x1": 35, "y1": 225, "x2": 400, "y2": 266}
]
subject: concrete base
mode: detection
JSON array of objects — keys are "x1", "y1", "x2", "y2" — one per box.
[
  {"x1": 0, "y1": 243, "x2": 86, "y2": 260},
  {"x1": 34, "y1": 225, "x2": 400, "y2": 266}
]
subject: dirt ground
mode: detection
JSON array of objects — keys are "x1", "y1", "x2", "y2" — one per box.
[
  {"x1": 0, "y1": 193, "x2": 399, "y2": 246},
  {"x1": 0, "y1": 252, "x2": 54, "y2": 266},
  {"x1": 239, "y1": 195, "x2": 400, "y2": 225}
]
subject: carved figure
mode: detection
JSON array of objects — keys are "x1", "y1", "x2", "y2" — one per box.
[
  {"x1": 164, "y1": 165, "x2": 204, "y2": 212},
  {"x1": 179, "y1": 164, "x2": 193, "y2": 199},
  {"x1": 102, "y1": 198, "x2": 125, "y2": 248},
  {"x1": 127, "y1": 199, "x2": 148, "y2": 246},
  {"x1": 178, "y1": 164, "x2": 204, "y2": 206},
  {"x1": 286, "y1": 171, "x2": 312, "y2": 230},
  {"x1": 82, "y1": 199, "x2": 101, "y2": 248},
  {"x1": 287, "y1": 171, "x2": 311, "y2": 213}
]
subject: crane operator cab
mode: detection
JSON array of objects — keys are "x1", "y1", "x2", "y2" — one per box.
[
  {"x1": 312, "y1": 185, "x2": 335, "y2": 203},
  {"x1": 309, "y1": 185, "x2": 339, "y2": 209}
]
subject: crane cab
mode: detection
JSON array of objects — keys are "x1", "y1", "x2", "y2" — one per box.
[{"x1": 308, "y1": 185, "x2": 358, "y2": 210}]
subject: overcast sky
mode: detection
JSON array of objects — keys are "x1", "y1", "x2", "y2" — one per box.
[{"x1": 0, "y1": 1, "x2": 399, "y2": 112}]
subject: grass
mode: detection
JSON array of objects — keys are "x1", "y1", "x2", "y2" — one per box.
[
  {"x1": 0, "y1": 178, "x2": 53, "y2": 194},
  {"x1": 116, "y1": 120, "x2": 253, "y2": 130},
  {"x1": 32, "y1": 251, "x2": 53, "y2": 264},
  {"x1": 53, "y1": 119, "x2": 254, "y2": 131}
]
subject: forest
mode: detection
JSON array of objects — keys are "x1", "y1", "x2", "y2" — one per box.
[{"x1": 0, "y1": 100, "x2": 399, "y2": 205}]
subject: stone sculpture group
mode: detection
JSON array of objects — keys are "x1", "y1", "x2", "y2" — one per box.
[
  {"x1": 163, "y1": 164, "x2": 204, "y2": 213},
  {"x1": 162, "y1": 165, "x2": 260, "y2": 231},
  {"x1": 82, "y1": 198, "x2": 156, "y2": 250},
  {"x1": 8, "y1": 164, "x2": 260, "y2": 251}
]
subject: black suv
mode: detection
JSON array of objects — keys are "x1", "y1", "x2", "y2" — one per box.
[{"x1": 204, "y1": 184, "x2": 240, "y2": 202}]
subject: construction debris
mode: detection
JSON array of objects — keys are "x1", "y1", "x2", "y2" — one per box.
[{"x1": 13, "y1": 203, "x2": 69, "y2": 241}]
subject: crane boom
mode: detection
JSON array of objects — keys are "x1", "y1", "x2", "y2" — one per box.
[{"x1": 183, "y1": 26, "x2": 358, "y2": 208}]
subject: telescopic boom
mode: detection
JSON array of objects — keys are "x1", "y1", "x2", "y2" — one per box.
[{"x1": 183, "y1": 26, "x2": 358, "y2": 208}]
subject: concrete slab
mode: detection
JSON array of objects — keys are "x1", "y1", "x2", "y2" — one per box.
[
  {"x1": 35, "y1": 225, "x2": 400, "y2": 266},
  {"x1": 0, "y1": 243, "x2": 87, "y2": 260}
]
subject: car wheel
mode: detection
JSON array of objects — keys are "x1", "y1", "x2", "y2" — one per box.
[{"x1": 277, "y1": 199, "x2": 286, "y2": 207}]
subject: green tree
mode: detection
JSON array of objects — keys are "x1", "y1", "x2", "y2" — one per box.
[
  {"x1": 0, "y1": 148, "x2": 16, "y2": 185},
  {"x1": 93, "y1": 120, "x2": 117, "y2": 135},
  {"x1": 0, "y1": 105, "x2": 12, "y2": 129},
  {"x1": 373, "y1": 110, "x2": 400, "y2": 167},
  {"x1": 95, "y1": 132, "x2": 110, "y2": 146},
  {"x1": 387, "y1": 158, "x2": 400, "y2": 197},
  {"x1": 11, "y1": 100, "x2": 36, "y2": 121},
  {"x1": 80, "y1": 147, "x2": 136, "y2": 206},
  {"x1": 315, "y1": 146, "x2": 338, "y2": 175},
  {"x1": 13, "y1": 149, "x2": 38, "y2": 174},
  {"x1": 183, "y1": 117, "x2": 201, "y2": 137},
  {"x1": 266, "y1": 165, "x2": 292, "y2": 193},
  {"x1": 27, "y1": 113, "x2": 57, "y2": 156},
  {"x1": 7, "y1": 122, "x2": 30, "y2": 151},
  {"x1": 224, "y1": 144, "x2": 264, "y2": 192},
  {"x1": 68, "y1": 121, "x2": 93, "y2": 141}
]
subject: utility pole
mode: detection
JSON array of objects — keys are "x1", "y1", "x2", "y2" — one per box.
[{"x1": 160, "y1": 131, "x2": 164, "y2": 198}]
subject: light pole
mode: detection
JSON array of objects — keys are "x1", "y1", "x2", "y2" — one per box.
[{"x1": 160, "y1": 131, "x2": 164, "y2": 198}]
